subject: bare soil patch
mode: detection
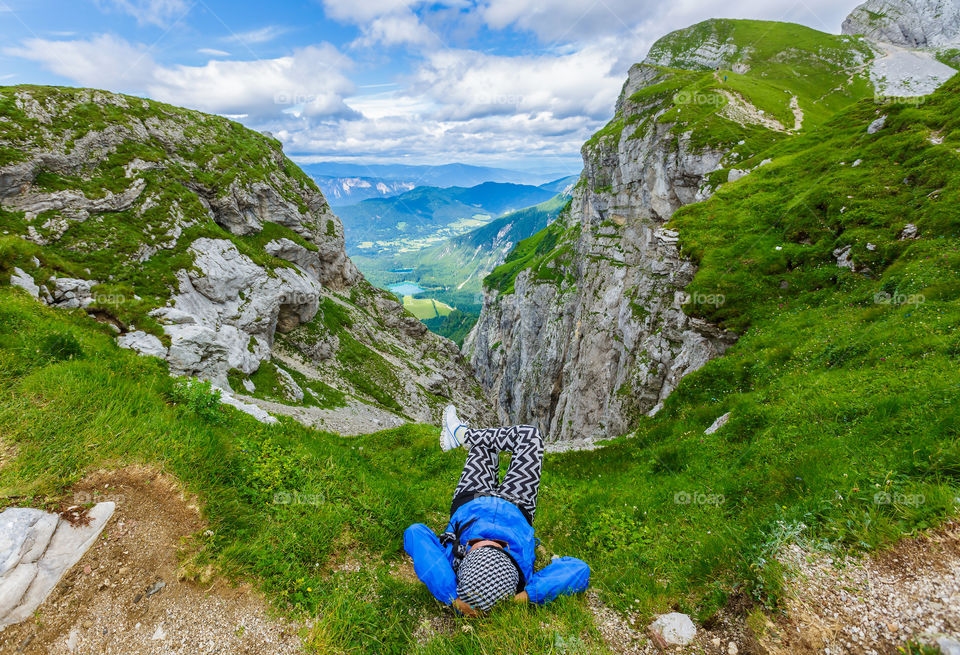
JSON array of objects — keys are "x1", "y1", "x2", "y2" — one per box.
[{"x1": 0, "y1": 466, "x2": 304, "y2": 655}]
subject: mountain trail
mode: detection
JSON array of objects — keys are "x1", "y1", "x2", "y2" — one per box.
[
  {"x1": 0, "y1": 466, "x2": 303, "y2": 655},
  {"x1": 763, "y1": 520, "x2": 960, "y2": 654},
  {"x1": 789, "y1": 96, "x2": 804, "y2": 131},
  {"x1": 718, "y1": 90, "x2": 788, "y2": 132},
  {"x1": 578, "y1": 521, "x2": 960, "y2": 655},
  {"x1": 236, "y1": 393, "x2": 406, "y2": 435}
]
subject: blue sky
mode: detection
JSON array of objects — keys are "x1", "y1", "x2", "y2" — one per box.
[{"x1": 1, "y1": 0, "x2": 863, "y2": 173}]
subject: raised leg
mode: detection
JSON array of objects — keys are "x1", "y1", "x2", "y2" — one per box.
[
  {"x1": 451, "y1": 425, "x2": 544, "y2": 522},
  {"x1": 451, "y1": 432, "x2": 500, "y2": 503}
]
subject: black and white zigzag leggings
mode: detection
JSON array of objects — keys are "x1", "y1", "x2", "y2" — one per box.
[{"x1": 451, "y1": 424, "x2": 544, "y2": 522}]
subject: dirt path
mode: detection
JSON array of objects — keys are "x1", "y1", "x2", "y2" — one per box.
[
  {"x1": 237, "y1": 392, "x2": 407, "y2": 436},
  {"x1": 583, "y1": 521, "x2": 960, "y2": 655},
  {"x1": 0, "y1": 467, "x2": 303, "y2": 655},
  {"x1": 789, "y1": 96, "x2": 803, "y2": 132},
  {"x1": 717, "y1": 90, "x2": 788, "y2": 133},
  {"x1": 762, "y1": 521, "x2": 960, "y2": 654}
]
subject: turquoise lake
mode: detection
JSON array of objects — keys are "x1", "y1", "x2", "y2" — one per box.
[{"x1": 388, "y1": 282, "x2": 425, "y2": 296}]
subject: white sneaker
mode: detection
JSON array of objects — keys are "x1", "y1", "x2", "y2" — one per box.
[{"x1": 440, "y1": 404, "x2": 468, "y2": 451}]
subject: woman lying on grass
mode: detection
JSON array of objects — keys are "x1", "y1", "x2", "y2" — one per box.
[{"x1": 404, "y1": 406, "x2": 590, "y2": 616}]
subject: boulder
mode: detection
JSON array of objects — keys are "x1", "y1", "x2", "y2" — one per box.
[
  {"x1": 833, "y1": 245, "x2": 855, "y2": 271},
  {"x1": 900, "y1": 223, "x2": 919, "y2": 239},
  {"x1": 49, "y1": 277, "x2": 98, "y2": 309},
  {"x1": 9, "y1": 267, "x2": 39, "y2": 299},
  {"x1": 648, "y1": 612, "x2": 697, "y2": 646},
  {"x1": 117, "y1": 331, "x2": 168, "y2": 359},
  {"x1": 150, "y1": 238, "x2": 321, "y2": 388},
  {"x1": 275, "y1": 365, "x2": 304, "y2": 402},
  {"x1": 217, "y1": 389, "x2": 278, "y2": 424},
  {"x1": 728, "y1": 169, "x2": 749, "y2": 183},
  {"x1": 704, "y1": 411, "x2": 731, "y2": 435}
]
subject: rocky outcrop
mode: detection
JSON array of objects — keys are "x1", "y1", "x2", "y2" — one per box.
[
  {"x1": 0, "y1": 86, "x2": 492, "y2": 428},
  {"x1": 0, "y1": 503, "x2": 115, "y2": 631},
  {"x1": 465, "y1": 64, "x2": 739, "y2": 445},
  {"x1": 151, "y1": 237, "x2": 321, "y2": 388},
  {"x1": 842, "y1": 0, "x2": 960, "y2": 48}
]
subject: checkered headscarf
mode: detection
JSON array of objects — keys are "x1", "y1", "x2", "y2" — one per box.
[{"x1": 456, "y1": 546, "x2": 519, "y2": 612}]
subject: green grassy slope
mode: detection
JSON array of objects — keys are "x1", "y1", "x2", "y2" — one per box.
[
  {"x1": 645, "y1": 19, "x2": 875, "y2": 127},
  {"x1": 476, "y1": 71, "x2": 956, "y2": 620},
  {"x1": 0, "y1": 287, "x2": 604, "y2": 653}
]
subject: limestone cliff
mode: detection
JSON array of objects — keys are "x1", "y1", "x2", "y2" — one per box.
[
  {"x1": 1, "y1": 86, "x2": 491, "y2": 429},
  {"x1": 465, "y1": 63, "x2": 738, "y2": 446},
  {"x1": 465, "y1": 19, "x2": 889, "y2": 446}
]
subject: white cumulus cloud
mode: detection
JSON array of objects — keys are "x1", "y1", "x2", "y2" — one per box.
[
  {"x1": 413, "y1": 43, "x2": 628, "y2": 122},
  {"x1": 5, "y1": 34, "x2": 157, "y2": 89},
  {"x1": 320, "y1": 0, "x2": 459, "y2": 49},
  {"x1": 6, "y1": 35, "x2": 358, "y2": 120}
]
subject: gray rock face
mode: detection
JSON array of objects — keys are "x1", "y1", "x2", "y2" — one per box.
[
  {"x1": 644, "y1": 23, "x2": 751, "y2": 72},
  {"x1": 466, "y1": 64, "x2": 737, "y2": 444},
  {"x1": 0, "y1": 503, "x2": 114, "y2": 631},
  {"x1": 153, "y1": 238, "x2": 321, "y2": 389},
  {"x1": 842, "y1": 0, "x2": 960, "y2": 48},
  {"x1": 264, "y1": 238, "x2": 324, "y2": 281}
]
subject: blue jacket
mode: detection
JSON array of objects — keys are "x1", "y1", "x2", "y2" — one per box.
[{"x1": 403, "y1": 496, "x2": 590, "y2": 605}]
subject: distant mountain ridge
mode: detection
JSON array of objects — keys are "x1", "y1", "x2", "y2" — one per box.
[
  {"x1": 313, "y1": 176, "x2": 416, "y2": 206},
  {"x1": 302, "y1": 161, "x2": 575, "y2": 205},
  {"x1": 538, "y1": 175, "x2": 580, "y2": 195}
]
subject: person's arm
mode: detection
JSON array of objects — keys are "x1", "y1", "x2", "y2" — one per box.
[
  {"x1": 403, "y1": 523, "x2": 458, "y2": 605},
  {"x1": 523, "y1": 556, "x2": 590, "y2": 604}
]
